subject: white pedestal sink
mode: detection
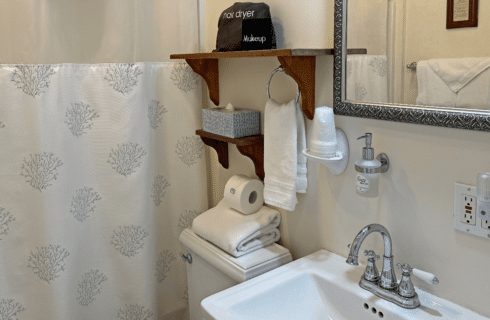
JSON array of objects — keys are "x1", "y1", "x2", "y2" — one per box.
[{"x1": 201, "y1": 250, "x2": 488, "y2": 320}]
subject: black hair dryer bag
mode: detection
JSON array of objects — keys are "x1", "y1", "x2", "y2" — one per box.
[{"x1": 214, "y1": 2, "x2": 277, "y2": 52}]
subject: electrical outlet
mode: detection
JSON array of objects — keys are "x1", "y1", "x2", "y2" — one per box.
[
  {"x1": 460, "y1": 194, "x2": 476, "y2": 225},
  {"x1": 454, "y1": 183, "x2": 490, "y2": 240},
  {"x1": 482, "y1": 219, "x2": 490, "y2": 230}
]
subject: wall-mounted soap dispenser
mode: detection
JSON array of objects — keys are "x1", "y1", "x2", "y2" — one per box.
[{"x1": 355, "y1": 133, "x2": 389, "y2": 198}]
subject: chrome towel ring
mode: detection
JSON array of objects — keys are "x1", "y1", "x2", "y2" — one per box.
[{"x1": 267, "y1": 66, "x2": 301, "y2": 104}]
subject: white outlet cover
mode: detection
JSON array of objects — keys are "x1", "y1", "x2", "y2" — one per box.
[
  {"x1": 454, "y1": 183, "x2": 490, "y2": 240},
  {"x1": 460, "y1": 194, "x2": 476, "y2": 225}
]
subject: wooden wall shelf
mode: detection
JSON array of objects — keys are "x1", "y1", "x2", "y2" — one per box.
[
  {"x1": 170, "y1": 48, "x2": 366, "y2": 59},
  {"x1": 171, "y1": 48, "x2": 366, "y2": 120},
  {"x1": 196, "y1": 130, "x2": 264, "y2": 180}
]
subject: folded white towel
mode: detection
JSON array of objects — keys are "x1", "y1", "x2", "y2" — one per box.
[
  {"x1": 192, "y1": 200, "x2": 281, "y2": 257},
  {"x1": 416, "y1": 60, "x2": 490, "y2": 109},
  {"x1": 295, "y1": 101, "x2": 307, "y2": 193},
  {"x1": 427, "y1": 58, "x2": 490, "y2": 93},
  {"x1": 416, "y1": 60, "x2": 457, "y2": 108},
  {"x1": 455, "y1": 68, "x2": 490, "y2": 109},
  {"x1": 263, "y1": 99, "x2": 303, "y2": 211}
]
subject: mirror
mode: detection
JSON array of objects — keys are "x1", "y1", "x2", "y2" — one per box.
[{"x1": 333, "y1": 0, "x2": 490, "y2": 131}]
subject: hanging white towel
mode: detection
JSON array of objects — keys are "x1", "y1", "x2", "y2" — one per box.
[
  {"x1": 263, "y1": 98, "x2": 304, "y2": 211},
  {"x1": 192, "y1": 200, "x2": 281, "y2": 257},
  {"x1": 296, "y1": 101, "x2": 307, "y2": 193},
  {"x1": 346, "y1": 55, "x2": 389, "y2": 103}
]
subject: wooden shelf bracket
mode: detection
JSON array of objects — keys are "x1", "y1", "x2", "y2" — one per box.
[
  {"x1": 236, "y1": 142, "x2": 265, "y2": 180},
  {"x1": 196, "y1": 130, "x2": 264, "y2": 180},
  {"x1": 186, "y1": 59, "x2": 219, "y2": 106},
  {"x1": 199, "y1": 136, "x2": 229, "y2": 168},
  {"x1": 277, "y1": 56, "x2": 316, "y2": 120}
]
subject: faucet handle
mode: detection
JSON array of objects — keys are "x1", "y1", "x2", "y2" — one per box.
[
  {"x1": 362, "y1": 250, "x2": 380, "y2": 282},
  {"x1": 363, "y1": 250, "x2": 380, "y2": 260},
  {"x1": 397, "y1": 263, "x2": 416, "y2": 298},
  {"x1": 397, "y1": 263, "x2": 439, "y2": 285},
  {"x1": 396, "y1": 263, "x2": 413, "y2": 274},
  {"x1": 412, "y1": 268, "x2": 439, "y2": 285}
]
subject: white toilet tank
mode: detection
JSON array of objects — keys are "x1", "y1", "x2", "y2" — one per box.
[{"x1": 179, "y1": 228, "x2": 292, "y2": 320}]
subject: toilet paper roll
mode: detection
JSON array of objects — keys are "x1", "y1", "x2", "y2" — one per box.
[{"x1": 224, "y1": 175, "x2": 264, "y2": 215}]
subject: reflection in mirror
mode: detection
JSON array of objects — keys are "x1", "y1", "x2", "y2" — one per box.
[
  {"x1": 345, "y1": 0, "x2": 490, "y2": 111},
  {"x1": 346, "y1": 0, "x2": 390, "y2": 104}
]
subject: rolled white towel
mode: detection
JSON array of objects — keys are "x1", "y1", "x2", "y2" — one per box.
[{"x1": 192, "y1": 200, "x2": 281, "y2": 257}]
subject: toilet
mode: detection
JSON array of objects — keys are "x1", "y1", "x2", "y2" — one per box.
[{"x1": 179, "y1": 228, "x2": 292, "y2": 320}]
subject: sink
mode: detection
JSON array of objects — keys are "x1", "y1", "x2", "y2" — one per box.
[{"x1": 201, "y1": 250, "x2": 488, "y2": 320}]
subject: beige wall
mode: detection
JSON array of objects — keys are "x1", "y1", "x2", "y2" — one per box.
[
  {"x1": 204, "y1": 0, "x2": 490, "y2": 317},
  {"x1": 347, "y1": 0, "x2": 388, "y2": 55}
]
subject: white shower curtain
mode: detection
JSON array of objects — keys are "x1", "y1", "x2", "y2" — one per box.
[
  {"x1": 0, "y1": 62, "x2": 207, "y2": 319},
  {"x1": 0, "y1": 1, "x2": 205, "y2": 319}
]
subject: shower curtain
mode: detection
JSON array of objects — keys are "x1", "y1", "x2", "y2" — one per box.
[{"x1": 0, "y1": 2, "x2": 206, "y2": 320}]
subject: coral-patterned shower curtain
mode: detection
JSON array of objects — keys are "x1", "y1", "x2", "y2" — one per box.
[{"x1": 0, "y1": 61, "x2": 207, "y2": 319}]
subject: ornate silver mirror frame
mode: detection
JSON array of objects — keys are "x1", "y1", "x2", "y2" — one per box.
[{"x1": 333, "y1": 0, "x2": 490, "y2": 132}]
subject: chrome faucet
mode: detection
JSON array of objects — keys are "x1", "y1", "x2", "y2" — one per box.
[
  {"x1": 346, "y1": 224, "x2": 438, "y2": 309},
  {"x1": 346, "y1": 224, "x2": 397, "y2": 290}
]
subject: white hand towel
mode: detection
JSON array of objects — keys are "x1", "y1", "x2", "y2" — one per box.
[
  {"x1": 263, "y1": 98, "x2": 298, "y2": 211},
  {"x1": 296, "y1": 101, "x2": 307, "y2": 193},
  {"x1": 192, "y1": 200, "x2": 281, "y2": 257}
]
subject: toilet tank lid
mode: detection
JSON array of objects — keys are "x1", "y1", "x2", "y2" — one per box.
[{"x1": 179, "y1": 228, "x2": 292, "y2": 282}]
